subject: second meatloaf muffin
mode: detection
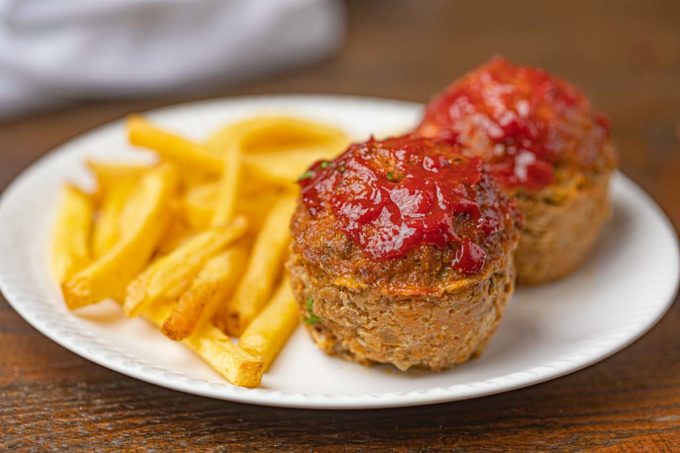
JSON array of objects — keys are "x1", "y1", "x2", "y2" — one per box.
[
  {"x1": 417, "y1": 57, "x2": 617, "y2": 284},
  {"x1": 288, "y1": 136, "x2": 521, "y2": 371}
]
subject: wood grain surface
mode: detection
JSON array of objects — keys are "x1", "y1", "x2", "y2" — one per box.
[{"x1": 1, "y1": 1, "x2": 678, "y2": 451}]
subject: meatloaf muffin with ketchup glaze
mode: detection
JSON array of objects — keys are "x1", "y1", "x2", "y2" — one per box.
[
  {"x1": 417, "y1": 57, "x2": 617, "y2": 284},
  {"x1": 287, "y1": 135, "x2": 521, "y2": 371}
]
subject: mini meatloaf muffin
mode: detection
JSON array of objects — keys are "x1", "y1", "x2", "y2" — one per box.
[
  {"x1": 288, "y1": 136, "x2": 521, "y2": 371},
  {"x1": 417, "y1": 57, "x2": 617, "y2": 284}
]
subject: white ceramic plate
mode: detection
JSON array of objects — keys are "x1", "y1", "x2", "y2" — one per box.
[{"x1": 0, "y1": 96, "x2": 678, "y2": 409}]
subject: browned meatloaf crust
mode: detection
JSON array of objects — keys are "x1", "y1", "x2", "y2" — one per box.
[
  {"x1": 287, "y1": 199, "x2": 520, "y2": 371},
  {"x1": 513, "y1": 167, "x2": 611, "y2": 285},
  {"x1": 288, "y1": 247, "x2": 515, "y2": 371}
]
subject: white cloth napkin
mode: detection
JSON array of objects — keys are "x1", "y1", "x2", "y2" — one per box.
[{"x1": 0, "y1": 0, "x2": 345, "y2": 118}]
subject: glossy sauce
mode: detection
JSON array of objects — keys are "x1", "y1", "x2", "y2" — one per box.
[
  {"x1": 417, "y1": 57, "x2": 610, "y2": 190},
  {"x1": 299, "y1": 136, "x2": 515, "y2": 273}
]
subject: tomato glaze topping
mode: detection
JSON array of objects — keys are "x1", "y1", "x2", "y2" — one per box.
[
  {"x1": 417, "y1": 57, "x2": 611, "y2": 190},
  {"x1": 298, "y1": 136, "x2": 516, "y2": 274}
]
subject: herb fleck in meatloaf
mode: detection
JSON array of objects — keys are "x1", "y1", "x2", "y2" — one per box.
[
  {"x1": 288, "y1": 136, "x2": 521, "y2": 371},
  {"x1": 417, "y1": 57, "x2": 617, "y2": 284}
]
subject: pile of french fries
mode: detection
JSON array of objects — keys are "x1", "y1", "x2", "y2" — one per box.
[{"x1": 51, "y1": 115, "x2": 349, "y2": 387}]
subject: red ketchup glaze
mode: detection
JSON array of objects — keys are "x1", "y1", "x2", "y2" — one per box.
[
  {"x1": 416, "y1": 57, "x2": 610, "y2": 191},
  {"x1": 298, "y1": 136, "x2": 515, "y2": 274}
]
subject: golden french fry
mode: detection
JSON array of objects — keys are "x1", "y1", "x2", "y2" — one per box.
[
  {"x1": 157, "y1": 217, "x2": 194, "y2": 255},
  {"x1": 185, "y1": 323, "x2": 264, "y2": 388},
  {"x1": 207, "y1": 116, "x2": 348, "y2": 155},
  {"x1": 155, "y1": 197, "x2": 194, "y2": 255},
  {"x1": 124, "y1": 217, "x2": 248, "y2": 317},
  {"x1": 211, "y1": 145, "x2": 242, "y2": 227},
  {"x1": 182, "y1": 182, "x2": 217, "y2": 230},
  {"x1": 161, "y1": 246, "x2": 247, "y2": 341},
  {"x1": 91, "y1": 177, "x2": 138, "y2": 257},
  {"x1": 128, "y1": 115, "x2": 348, "y2": 187},
  {"x1": 127, "y1": 115, "x2": 222, "y2": 173},
  {"x1": 243, "y1": 147, "x2": 343, "y2": 185},
  {"x1": 215, "y1": 196, "x2": 296, "y2": 336},
  {"x1": 62, "y1": 163, "x2": 177, "y2": 309},
  {"x1": 236, "y1": 189, "x2": 285, "y2": 233},
  {"x1": 116, "y1": 163, "x2": 177, "y2": 240},
  {"x1": 185, "y1": 181, "x2": 218, "y2": 202},
  {"x1": 86, "y1": 160, "x2": 151, "y2": 180},
  {"x1": 142, "y1": 301, "x2": 263, "y2": 388},
  {"x1": 177, "y1": 171, "x2": 216, "y2": 193},
  {"x1": 239, "y1": 278, "x2": 299, "y2": 371},
  {"x1": 88, "y1": 161, "x2": 148, "y2": 257},
  {"x1": 140, "y1": 298, "x2": 172, "y2": 325},
  {"x1": 51, "y1": 185, "x2": 94, "y2": 283},
  {"x1": 207, "y1": 116, "x2": 349, "y2": 186},
  {"x1": 239, "y1": 167, "x2": 281, "y2": 196},
  {"x1": 86, "y1": 160, "x2": 150, "y2": 202}
]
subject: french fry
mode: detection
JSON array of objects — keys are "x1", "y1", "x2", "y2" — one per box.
[
  {"x1": 87, "y1": 162, "x2": 149, "y2": 257},
  {"x1": 124, "y1": 216, "x2": 248, "y2": 317},
  {"x1": 87, "y1": 160, "x2": 151, "y2": 180},
  {"x1": 51, "y1": 185, "x2": 94, "y2": 283},
  {"x1": 211, "y1": 144, "x2": 242, "y2": 227},
  {"x1": 127, "y1": 115, "x2": 222, "y2": 173},
  {"x1": 208, "y1": 117, "x2": 348, "y2": 186},
  {"x1": 142, "y1": 301, "x2": 264, "y2": 388},
  {"x1": 181, "y1": 175, "x2": 281, "y2": 235},
  {"x1": 239, "y1": 168, "x2": 281, "y2": 196},
  {"x1": 156, "y1": 197, "x2": 194, "y2": 254},
  {"x1": 182, "y1": 182, "x2": 217, "y2": 230},
  {"x1": 237, "y1": 189, "x2": 285, "y2": 233},
  {"x1": 215, "y1": 196, "x2": 296, "y2": 336},
  {"x1": 185, "y1": 323, "x2": 264, "y2": 388},
  {"x1": 91, "y1": 177, "x2": 138, "y2": 257},
  {"x1": 129, "y1": 115, "x2": 348, "y2": 186},
  {"x1": 239, "y1": 278, "x2": 299, "y2": 371},
  {"x1": 184, "y1": 181, "x2": 218, "y2": 202},
  {"x1": 62, "y1": 163, "x2": 176, "y2": 309},
  {"x1": 177, "y1": 169, "x2": 215, "y2": 193},
  {"x1": 207, "y1": 116, "x2": 348, "y2": 155},
  {"x1": 244, "y1": 147, "x2": 343, "y2": 185},
  {"x1": 161, "y1": 246, "x2": 247, "y2": 341},
  {"x1": 86, "y1": 160, "x2": 150, "y2": 202},
  {"x1": 156, "y1": 217, "x2": 194, "y2": 255}
]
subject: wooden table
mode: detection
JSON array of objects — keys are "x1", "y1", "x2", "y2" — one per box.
[{"x1": 1, "y1": 1, "x2": 678, "y2": 450}]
